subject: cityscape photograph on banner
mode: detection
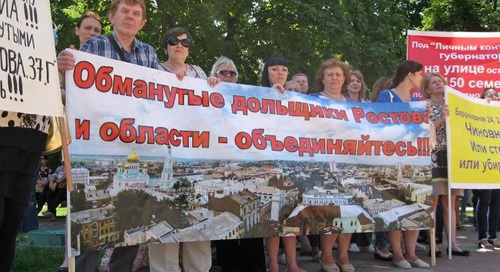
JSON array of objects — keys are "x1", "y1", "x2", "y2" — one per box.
[{"x1": 66, "y1": 51, "x2": 433, "y2": 253}]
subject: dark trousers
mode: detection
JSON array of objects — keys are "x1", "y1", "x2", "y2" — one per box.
[
  {"x1": 36, "y1": 189, "x2": 48, "y2": 214},
  {"x1": 475, "y1": 189, "x2": 500, "y2": 240},
  {"x1": 216, "y1": 238, "x2": 266, "y2": 272},
  {"x1": 47, "y1": 188, "x2": 66, "y2": 214},
  {"x1": 20, "y1": 164, "x2": 40, "y2": 233},
  {"x1": 0, "y1": 197, "x2": 28, "y2": 272}
]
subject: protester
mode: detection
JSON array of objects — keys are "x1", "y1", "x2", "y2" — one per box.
[
  {"x1": 292, "y1": 73, "x2": 309, "y2": 94},
  {"x1": 376, "y1": 60, "x2": 430, "y2": 269},
  {"x1": 344, "y1": 70, "x2": 374, "y2": 254},
  {"x1": 149, "y1": 26, "x2": 216, "y2": 272},
  {"x1": 262, "y1": 56, "x2": 305, "y2": 272},
  {"x1": 210, "y1": 56, "x2": 267, "y2": 272},
  {"x1": 344, "y1": 70, "x2": 367, "y2": 102},
  {"x1": 309, "y1": 58, "x2": 354, "y2": 272},
  {"x1": 285, "y1": 80, "x2": 302, "y2": 92},
  {"x1": 481, "y1": 87, "x2": 500, "y2": 102},
  {"x1": 421, "y1": 73, "x2": 469, "y2": 257},
  {"x1": 368, "y1": 76, "x2": 394, "y2": 262},
  {"x1": 74, "y1": 11, "x2": 103, "y2": 48},
  {"x1": 369, "y1": 77, "x2": 392, "y2": 103},
  {"x1": 57, "y1": 9, "x2": 103, "y2": 272},
  {"x1": 57, "y1": 1, "x2": 158, "y2": 271},
  {"x1": 57, "y1": 1, "x2": 158, "y2": 74},
  {"x1": 473, "y1": 88, "x2": 500, "y2": 249}
]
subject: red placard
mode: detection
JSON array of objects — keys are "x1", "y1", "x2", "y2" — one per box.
[{"x1": 407, "y1": 30, "x2": 500, "y2": 98}]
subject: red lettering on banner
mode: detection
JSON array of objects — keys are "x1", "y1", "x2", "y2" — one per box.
[
  {"x1": 73, "y1": 61, "x2": 95, "y2": 89},
  {"x1": 74, "y1": 119, "x2": 90, "y2": 140},
  {"x1": 95, "y1": 66, "x2": 113, "y2": 92},
  {"x1": 112, "y1": 75, "x2": 133, "y2": 96},
  {"x1": 100, "y1": 122, "x2": 119, "y2": 141}
]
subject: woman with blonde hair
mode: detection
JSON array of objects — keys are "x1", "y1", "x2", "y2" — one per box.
[
  {"x1": 344, "y1": 70, "x2": 367, "y2": 102},
  {"x1": 421, "y1": 73, "x2": 469, "y2": 257}
]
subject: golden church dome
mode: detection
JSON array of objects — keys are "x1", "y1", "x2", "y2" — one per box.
[
  {"x1": 124, "y1": 163, "x2": 131, "y2": 169},
  {"x1": 126, "y1": 150, "x2": 140, "y2": 163}
]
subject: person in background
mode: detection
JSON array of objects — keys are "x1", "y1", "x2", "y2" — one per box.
[
  {"x1": 211, "y1": 56, "x2": 267, "y2": 272},
  {"x1": 345, "y1": 70, "x2": 373, "y2": 255},
  {"x1": 421, "y1": 73, "x2": 469, "y2": 257},
  {"x1": 36, "y1": 156, "x2": 52, "y2": 214},
  {"x1": 376, "y1": 60, "x2": 430, "y2": 269},
  {"x1": 43, "y1": 165, "x2": 66, "y2": 219},
  {"x1": 309, "y1": 58, "x2": 354, "y2": 272},
  {"x1": 343, "y1": 70, "x2": 366, "y2": 102},
  {"x1": 369, "y1": 77, "x2": 392, "y2": 103},
  {"x1": 57, "y1": 10, "x2": 103, "y2": 272},
  {"x1": 481, "y1": 87, "x2": 500, "y2": 102},
  {"x1": 292, "y1": 73, "x2": 309, "y2": 94},
  {"x1": 74, "y1": 11, "x2": 103, "y2": 48},
  {"x1": 368, "y1": 76, "x2": 394, "y2": 262},
  {"x1": 262, "y1": 56, "x2": 306, "y2": 272},
  {"x1": 285, "y1": 80, "x2": 301, "y2": 92},
  {"x1": 473, "y1": 87, "x2": 500, "y2": 249}
]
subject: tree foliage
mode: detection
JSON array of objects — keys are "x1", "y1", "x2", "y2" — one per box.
[{"x1": 50, "y1": 0, "x2": 500, "y2": 93}]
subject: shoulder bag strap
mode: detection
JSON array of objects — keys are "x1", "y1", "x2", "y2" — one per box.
[{"x1": 107, "y1": 34, "x2": 129, "y2": 63}]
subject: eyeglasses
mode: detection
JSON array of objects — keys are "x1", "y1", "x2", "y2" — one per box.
[
  {"x1": 486, "y1": 92, "x2": 499, "y2": 98},
  {"x1": 167, "y1": 37, "x2": 192, "y2": 48},
  {"x1": 217, "y1": 70, "x2": 237, "y2": 77}
]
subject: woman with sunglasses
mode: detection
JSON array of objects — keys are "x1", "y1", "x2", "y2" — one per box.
[
  {"x1": 481, "y1": 88, "x2": 500, "y2": 102},
  {"x1": 210, "y1": 56, "x2": 239, "y2": 84},
  {"x1": 149, "y1": 27, "x2": 213, "y2": 272},
  {"x1": 210, "y1": 56, "x2": 267, "y2": 272},
  {"x1": 159, "y1": 27, "x2": 207, "y2": 80}
]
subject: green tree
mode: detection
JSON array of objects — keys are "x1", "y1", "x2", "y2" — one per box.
[{"x1": 421, "y1": 0, "x2": 500, "y2": 31}]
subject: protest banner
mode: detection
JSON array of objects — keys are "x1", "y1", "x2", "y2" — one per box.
[
  {"x1": 0, "y1": 0, "x2": 62, "y2": 116},
  {"x1": 446, "y1": 86, "x2": 500, "y2": 189},
  {"x1": 66, "y1": 50, "x2": 433, "y2": 253},
  {"x1": 407, "y1": 30, "x2": 500, "y2": 99}
]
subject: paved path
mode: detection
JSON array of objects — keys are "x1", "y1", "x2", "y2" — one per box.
[
  {"x1": 39, "y1": 218, "x2": 499, "y2": 272},
  {"x1": 292, "y1": 222, "x2": 499, "y2": 272}
]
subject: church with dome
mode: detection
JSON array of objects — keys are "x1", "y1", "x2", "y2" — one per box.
[{"x1": 110, "y1": 147, "x2": 175, "y2": 197}]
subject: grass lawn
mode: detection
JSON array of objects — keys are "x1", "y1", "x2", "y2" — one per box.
[
  {"x1": 12, "y1": 205, "x2": 68, "y2": 272},
  {"x1": 13, "y1": 234, "x2": 64, "y2": 272}
]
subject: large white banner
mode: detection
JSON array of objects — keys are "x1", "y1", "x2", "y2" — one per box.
[
  {"x1": 66, "y1": 50, "x2": 433, "y2": 252},
  {"x1": 0, "y1": 0, "x2": 63, "y2": 116}
]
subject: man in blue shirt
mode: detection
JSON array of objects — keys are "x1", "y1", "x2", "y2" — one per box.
[
  {"x1": 57, "y1": 0, "x2": 158, "y2": 71},
  {"x1": 56, "y1": 1, "x2": 158, "y2": 271}
]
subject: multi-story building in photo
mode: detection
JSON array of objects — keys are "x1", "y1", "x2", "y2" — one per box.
[
  {"x1": 301, "y1": 186, "x2": 356, "y2": 206},
  {"x1": 208, "y1": 189, "x2": 261, "y2": 232},
  {"x1": 71, "y1": 205, "x2": 119, "y2": 251}
]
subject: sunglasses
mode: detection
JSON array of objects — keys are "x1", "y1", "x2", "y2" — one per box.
[
  {"x1": 167, "y1": 37, "x2": 192, "y2": 48},
  {"x1": 217, "y1": 70, "x2": 237, "y2": 77}
]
